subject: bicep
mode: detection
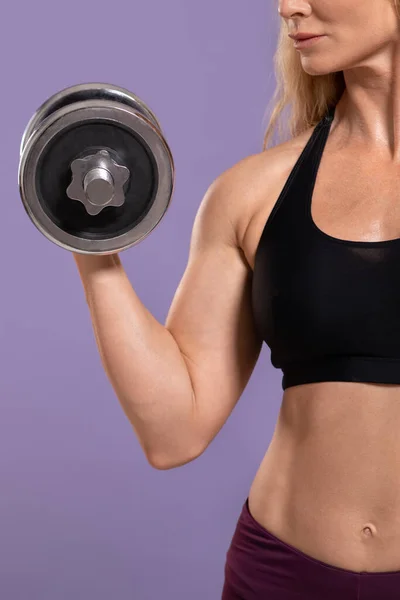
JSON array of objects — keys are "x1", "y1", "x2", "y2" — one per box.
[{"x1": 165, "y1": 176, "x2": 263, "y2": 449}]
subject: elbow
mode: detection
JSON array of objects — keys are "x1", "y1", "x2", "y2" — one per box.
[{"x1": 146, "y1": 443, "x2": 206, "y2": 471}]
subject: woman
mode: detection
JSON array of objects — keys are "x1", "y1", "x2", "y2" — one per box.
[{"x1": 73, "y1": 0, "x2": 400, "y2": 597}]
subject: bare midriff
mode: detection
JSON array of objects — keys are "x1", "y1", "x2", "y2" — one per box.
[{"x1": 248, "y1": 382, "x2": 400, "y2": 573}]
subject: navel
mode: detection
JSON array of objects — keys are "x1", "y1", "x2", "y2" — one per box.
[{"x1": 361, "y1": 523, "x2": 377, "y2": 538}]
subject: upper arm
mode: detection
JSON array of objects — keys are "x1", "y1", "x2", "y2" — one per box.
[{"x1": 165, "y1": 158, "x2": 264, "y2": 451}]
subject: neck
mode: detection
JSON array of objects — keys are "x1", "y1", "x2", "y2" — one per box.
[{"x1": 335, "y1": 48, "x2": 400, "y2": 161}]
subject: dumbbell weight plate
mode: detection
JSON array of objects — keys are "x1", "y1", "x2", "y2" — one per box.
[
  {"x1": 20, "y1": 83, "x2": 162, "y2": 157},
  {"x1": 19, "y1": 99, "x2": 174, "y2": 254}
]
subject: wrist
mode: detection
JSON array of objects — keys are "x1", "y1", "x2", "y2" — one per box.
[{"x1": 73, "y1": 252, "x2": 122, "y2": 275}]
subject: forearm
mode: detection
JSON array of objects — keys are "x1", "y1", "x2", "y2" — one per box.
[{"x1": 73, "y1": 253, "x2": 202, "y2": 469}]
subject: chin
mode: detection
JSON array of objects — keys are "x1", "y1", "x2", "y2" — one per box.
[{"x1": 300, "y1": 60, "x2": 341, "y2": 77}]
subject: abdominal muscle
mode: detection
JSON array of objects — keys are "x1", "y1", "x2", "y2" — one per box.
[{"x1": 247, "y1": 382, "x2": 400, "y2": 573}]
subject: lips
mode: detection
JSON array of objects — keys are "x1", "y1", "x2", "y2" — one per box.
[{"x1": 289, "y1": 33, "x2": 322, "y2": 41}]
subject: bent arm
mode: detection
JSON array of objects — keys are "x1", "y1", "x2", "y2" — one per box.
[{"x1": 73, "y1": 158, "x2": 264, "y2": 469}]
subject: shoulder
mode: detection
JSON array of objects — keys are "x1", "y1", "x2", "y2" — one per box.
[{"x1": 203, "y1": 126, "x2": 316, "y2": 247}]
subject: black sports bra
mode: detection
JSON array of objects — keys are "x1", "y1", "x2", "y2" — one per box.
[{"x1": 252, "y1": 105, "x2": 400, "y2": 390}]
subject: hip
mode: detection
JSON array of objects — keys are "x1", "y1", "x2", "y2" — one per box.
[{"x1": 222, "y1": 497, "x2": 400, "y2": 600}]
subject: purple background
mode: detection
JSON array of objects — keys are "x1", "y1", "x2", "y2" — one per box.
[{"x1": 2, "y1": 2, "x2": 281, "y2": 598}]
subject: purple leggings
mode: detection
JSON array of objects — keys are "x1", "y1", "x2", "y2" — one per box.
[{"x1": 222, "y1": 498, "x2": 400, "y2": 599}]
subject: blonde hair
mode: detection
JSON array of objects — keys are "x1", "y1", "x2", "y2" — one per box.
[{"x1": 263, "y1": 0, "x2": 400, "y2": 150}]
